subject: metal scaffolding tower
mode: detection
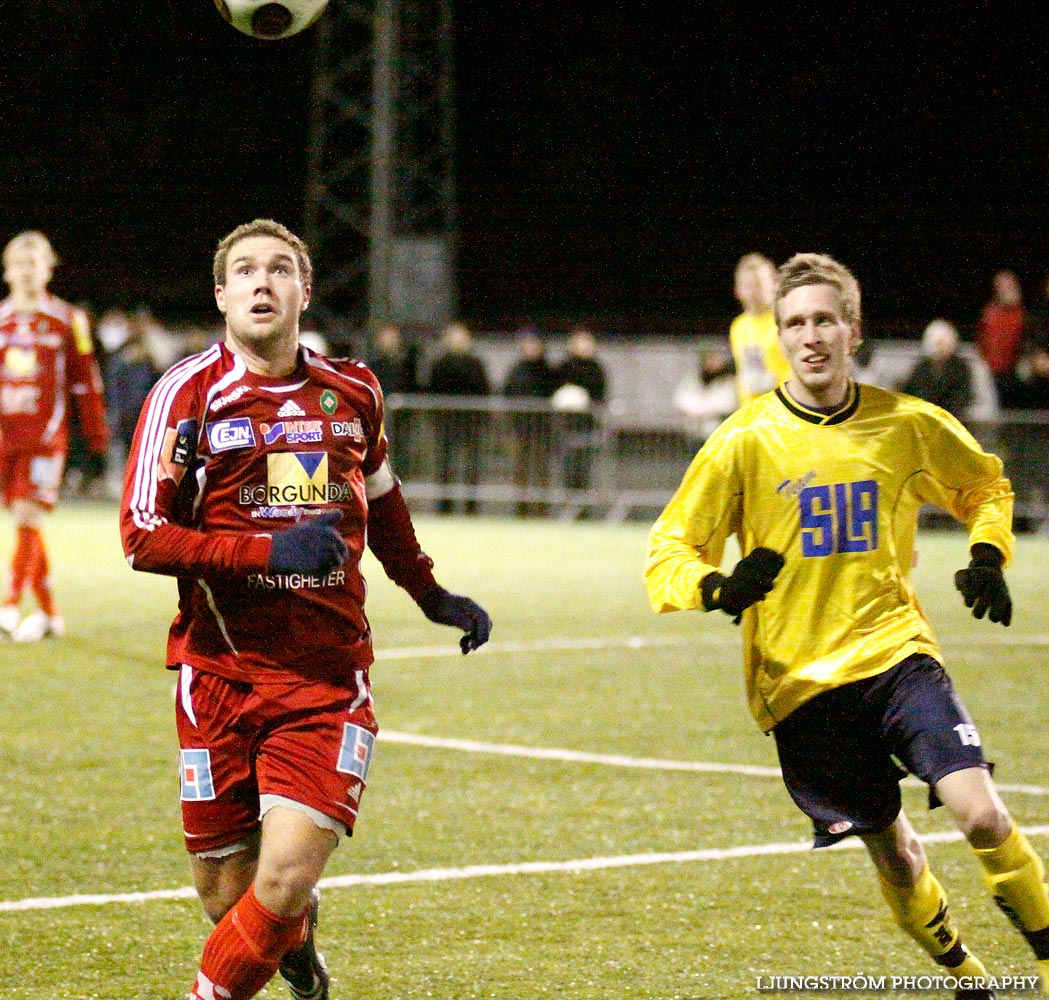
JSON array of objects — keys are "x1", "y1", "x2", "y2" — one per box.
[{"x1": 304, "y1": 0, "x2": 457, "y2": 337}]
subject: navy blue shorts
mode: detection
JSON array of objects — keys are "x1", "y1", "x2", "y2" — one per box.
[{"x1": 772, "y1": 654, "x2": 990, "y2": 848}]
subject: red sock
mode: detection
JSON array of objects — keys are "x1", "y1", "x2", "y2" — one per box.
[
  {"x1": 7, "y1": 526, "x2": 38, "y2": 606},
  {"x1": 189, "y1": 885, "x2": 308, "y2": 1000},
  {"x1": 27, "y1": 531, "x2": 55, "y2": 616}
]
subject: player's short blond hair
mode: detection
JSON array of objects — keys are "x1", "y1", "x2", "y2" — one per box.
[
  {"x1": 212, "y1": 218, "x2": 313, "y2": 288},
  {"x1": 775, "y1": 253, "x2": 862, "y2": 327},
  {"x1": 734, "y1": 252, "x2": 776, "y2": 284},
  {"x1": 3, "y1": 230, "x2": 57, "y2": 269}
]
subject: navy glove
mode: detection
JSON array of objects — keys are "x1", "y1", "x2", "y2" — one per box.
[
  {"x1": 954, "y1": 543, "x2": 1011, "y2": 626},
  {"x1": 418, "y1": 586, "x2": 492, "y2": 654},
  {"x1": 702, "y1": 547, "x2": 785, "y2": 622},
  {"x1": 268, "y1": 510, "x2": 348, "y2": 577}
]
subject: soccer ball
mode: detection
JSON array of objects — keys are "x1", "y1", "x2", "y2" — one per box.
[{"x1": 213, "y1": 0, "x2": 329, "y2": 40}]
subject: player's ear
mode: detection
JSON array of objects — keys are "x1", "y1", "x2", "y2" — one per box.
[
  {"x1": 849, "y1": 327, "x2": 862, "y2": 354},
  {"x1": 214, "y1": 283, "x2": 226, "y2": 314},
  {"x1": 300, "y1": 285, "x2": 311, "y2": 314}
]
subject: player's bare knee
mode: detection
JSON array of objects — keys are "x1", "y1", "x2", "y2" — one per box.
[
  {"x1": 190, "y1": 836, "x2": 260, "y2": 923},
  {"x1": 198, "y1": 889, "x2": 234, "y2": 925},
  {"x1": 953, "y1": 799, "x2": 1011, "y2": 848},
  {"x1": 862, "y1": 817, "x2": 926, "y2": 887},
  {"x1": 252, "y1": 863, "x2": 319, "y2": 917}
]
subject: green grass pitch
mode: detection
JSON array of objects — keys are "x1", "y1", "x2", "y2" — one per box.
[{"x1": 0, "y1": 502, "x2": 1046, "y2": 998}]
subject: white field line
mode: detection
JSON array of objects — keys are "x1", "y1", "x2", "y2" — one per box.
[
  {"x1": 5, "y1": 825, "x2": 1049, "y2": 913},
  {"x1": 379, "y1": 730, "x2": 782, "y2": 777},
  {"x1": 378, "y1": 730, "x2": 1049, "y2": 797},
  {"x1": 372, "y1": 634, "x2": 709, "y2": 660},
  {"x1": 373, "y1": 632, "x2": 1049, "y2": 661}
]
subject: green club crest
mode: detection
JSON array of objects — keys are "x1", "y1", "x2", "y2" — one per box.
[{"x1": 320, "y1": 390, "x2": 337, "y2": 415}]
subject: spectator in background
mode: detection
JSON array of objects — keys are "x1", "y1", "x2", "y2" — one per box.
[
  {"x1": 105, "y1": 308, "x2": 162, "y2": 461},
  {"x1": 368, "y1": 323, "x2": 419, "y2": 459},
  {"x1": 552, "y1": 326, "x2": 607, "y2": 506},
  {"x1": 976, "y1": 269, "x2": 1028, "y2": 408},
  {"x1": 428, "y1": 322, "x2": 490, "y2": 515},
  {"x1": 673, "y1": 347, "x2": 737, "y2": 447},
  {"x1": 130, "y1": 303, "x2": 180, "y2": 372},
  {"x1": 729, "y1": 252, "x2": 791, "y2": 405},
  {"x1": 900, "y1": 319, "x2": 974, "y2": 421},
  {"x1": 1012, "y1": 334, "x2": 1049, "y2": 532},
  {"x1": 1016, "y1": 339, "x2": 1049, "y2": 410},
  {"x1": 368, "y1": 323, "x2": 418, "y2": 396},
  {"x1": 503, "y1": 327, "x2": 557, "y2": 517},
  {"x1": 96, "y1": 306, "x2": 132, "y2": 356}
]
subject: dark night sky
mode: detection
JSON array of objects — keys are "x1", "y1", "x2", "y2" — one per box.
[{"x1": 1, "y1": 2, "x2": 1047, "y2": 337}]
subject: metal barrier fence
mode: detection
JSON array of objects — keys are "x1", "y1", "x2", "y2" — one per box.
[{"x1": 386, "y1": 395, "x2": 1049, "y2": 529}]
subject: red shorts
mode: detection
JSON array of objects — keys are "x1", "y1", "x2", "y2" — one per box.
[
  {"x1": 174, "y1": 665, "x2": 378, "y2": 855},
  {"x1": 0, "y1": 449, "x2": 65, "y2": 509}
]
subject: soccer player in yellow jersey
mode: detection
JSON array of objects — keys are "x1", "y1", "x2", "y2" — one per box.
[
  {"x1": 729, "y1": 252, "x2": 792, "y2": 405},
  {"x1": 646, "y1": 253, "x2": 1049, "y2": 1000}
]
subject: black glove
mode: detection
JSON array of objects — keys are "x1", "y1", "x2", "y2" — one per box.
[
  {"x1": 954, "y1": 543, "x2": 1011, "y2": 626},
  {"x1": 418, "y1": 586, "x2": 492, "y2": 654},
  {"x1": 701, "y1": 547, "x2": 785, "y2": 622},
  {"x1": 268, "y1": 510, "x2": 348, "y2": 577}
]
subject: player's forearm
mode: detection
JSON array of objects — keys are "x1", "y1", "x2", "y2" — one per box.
[
  {"x1": 366, "y1": 484, "x2": 438, "y2": 600},
  {"x1": 121, "y1": 518, "x2": 272, "y2": 578},
  {"x1": 949, "y1": 469, "x2": 1015, "y2": 567},
  {"x1": 645, "y1": 525, "x2": 719, "y2": 613}
]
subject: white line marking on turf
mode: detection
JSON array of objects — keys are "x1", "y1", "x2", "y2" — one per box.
[
  {"x1": 377, "y1": 730, "x2": 1049, "y2": 796},
  {"x1": 379, "y1": 730, "x2": 783, "y2": 777},
  {"x1": 4, "y1": 826, "x2": 1049, "y2": 913},
  {"x1": 372, "y1": 632, "x2": 1049, "y2": 662},
  {"x1": 372, "y1": 634, "x2": 710, "y2": 660},
  {"x1": 318, "y1": 825, "x2": 1049, "y2": 890}
]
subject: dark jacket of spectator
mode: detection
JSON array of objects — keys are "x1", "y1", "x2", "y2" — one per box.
[{"x1": 900, "y1": 319, "x2": 973, "y2": 420}]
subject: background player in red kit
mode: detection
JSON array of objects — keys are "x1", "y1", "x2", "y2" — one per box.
[
  {"x1": 0, "y1": 230, "x2": 109, "y2": 642},
  {"x1": 120, "y1": 219, "x2": 491, "y2": 1000}
]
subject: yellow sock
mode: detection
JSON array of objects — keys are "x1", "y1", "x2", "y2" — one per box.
[
  {"x1": 974, "y1": 823, "x2": 1049, "y2": 936},
  {"x1": 878, "y1": 864, "x2": 988, "y2": 976}
]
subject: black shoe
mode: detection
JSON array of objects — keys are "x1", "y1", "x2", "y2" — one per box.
[{"x1": 278, "y1": 889, "x2": 330, "y2": 1000}]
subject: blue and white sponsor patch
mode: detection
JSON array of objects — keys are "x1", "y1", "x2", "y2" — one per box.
[
  {"x1": 337, "y1": 724, "x2": 375, "y2": 781},
  {"x1": 206, "y1": 417, "x2": 256, "y2": 453},
  {"x1": 180, "y1": 748, "x2": 217, "y2": 801},
  {"x1": 261, "y1": 420, "x2": 324, "y2": 445}
]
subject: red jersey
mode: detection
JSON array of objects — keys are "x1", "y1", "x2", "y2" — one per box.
[
  {"x1": 120, "y1": 343, "x2": 437, "y2": 685},
  {"x1": 0, "y1": 293, "x2": 109, "y2": 455}
]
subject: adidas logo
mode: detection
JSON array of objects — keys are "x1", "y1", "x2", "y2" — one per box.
[{"x1": 276, "y1": 399, "x2": 306, "y2": 418}]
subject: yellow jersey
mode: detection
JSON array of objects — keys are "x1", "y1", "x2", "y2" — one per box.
[
  {"x1": 645, "y1": 382, "x2": 1014, "y2": 732},
  {"x1": 729, "y1": 310, "x2": 792, "y2": 405}
]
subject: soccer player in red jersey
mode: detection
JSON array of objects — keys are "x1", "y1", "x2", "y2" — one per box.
[
  {"x1": 120, "y1": 219, "x2": 491, "y2": 1000},
  {"x1": 0, "y1": 231, "x2": 109, "y2": 641}
]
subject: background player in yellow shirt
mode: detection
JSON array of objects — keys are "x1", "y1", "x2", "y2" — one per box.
[
  {"x1": 729, "y1": 252, "x2": 792, "y2": 404},
  {"x1": 647, "y1": 253, "x2": 1049, "y2": 999}
]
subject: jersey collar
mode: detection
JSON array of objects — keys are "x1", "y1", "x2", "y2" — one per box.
[{"x1": 775, "y1": 381, "x2": 860, "y2": 425}]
